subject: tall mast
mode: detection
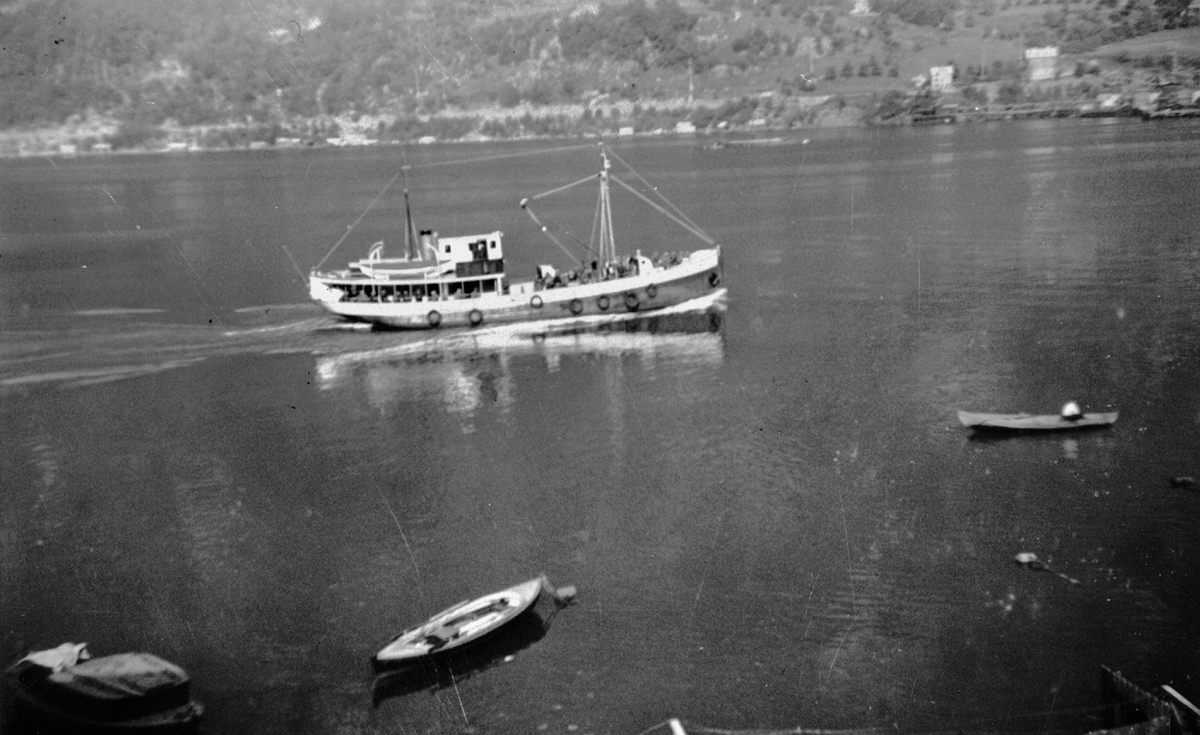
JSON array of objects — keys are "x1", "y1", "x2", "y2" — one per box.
[
  {"x1": 401, "y1": 165, "x2": 420, "y2": 261},
  {"x1": 598, "y1": 147, "x2": 616, "y2": 263},
  {"x1": 402, "y1": 189, "x2": 419, "y2": 260}
]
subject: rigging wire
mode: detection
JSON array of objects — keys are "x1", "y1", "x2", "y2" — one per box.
[
  {"x1": 314, "y1": 170, "x2": 402, "y2": 271},
  {"x1": 525, "y1": 173, "x2": 601, "y2": 203},
  {"x1": 605, "y1": 145, "x2": 710, "y2": 238},
  {"x1": 609, "y1": 174, "x2": 716, "y2": 245},
  {"x1": 522, "y1": 195, "x2": 603, "y2": 262},
  {"x1": 406, "y1": 142, "x2": 596, "y2": 171},
  {"x1": 314, "y1": 140, "x2": 716, "y2": 271}
]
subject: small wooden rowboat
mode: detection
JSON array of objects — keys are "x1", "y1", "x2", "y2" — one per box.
[
  {"x1": 1, "y1": 643, "x2": 203, "y2": 734},
  {"x1": 372, "y1": 577, "x2": 549, "y2": 671},
  {"x1": 958, "y1": 410, "x2": 1119, "y2": 431}
]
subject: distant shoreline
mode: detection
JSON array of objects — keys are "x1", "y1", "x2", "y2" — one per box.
[{"x1": 0, "y1": 94, "x2": 1189, "y2": 160}]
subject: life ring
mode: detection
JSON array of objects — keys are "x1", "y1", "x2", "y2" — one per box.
[
  {"x1": 624, "y1": 292, "x2": 639, "y2": 311},
  {"x1": 646, "y1": 284, "x2": 658, "y2": 299},
  {"x1": 597, "y1": 295, "x2": 610, "y2": 311},
  {"x1": 569, "y1": 299, "x2": 584, "y2": 315},
  {"x1": 427, "y1": 310, "x2": 442, "y2": 327},
  {"x1": 468, "y1": 309, "x2": 483, "y2": 327},
  {"x1": 530, "y1": 295, "x2": 543, "y2": 309},
  {"x1": 708, "y1": 272, "x2": 721, "y2": 287}
]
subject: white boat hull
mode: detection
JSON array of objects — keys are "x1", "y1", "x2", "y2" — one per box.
[
  {"x1": 372, "y1": 578, "x2": 545, "y2": 670},
  {"x1": 311, "y1": 248, "x2": 722, "y2": 330}
]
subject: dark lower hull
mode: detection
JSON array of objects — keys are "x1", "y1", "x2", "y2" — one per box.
[
  {"x1": 2, "y1": 684, "x2": 202, "y2": 735},
  {"x1": 2, "y1": 660, "x2": 202, "y2": 735},
  {"x1": 958, "y1": 410, "x2": 1118, "y2": 432}
]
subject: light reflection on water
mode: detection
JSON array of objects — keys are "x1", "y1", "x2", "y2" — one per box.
[
  {"x1": 315, "y1": 310, "x2": 726, "y2": 419},
  {"x1": 2, "y1": 123, "x2": 1200, "y2": 735}
]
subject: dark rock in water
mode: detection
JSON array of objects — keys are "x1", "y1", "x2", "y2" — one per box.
[{"x1": 1168, "y1": 476, "x2": 1196, "y2": 489}]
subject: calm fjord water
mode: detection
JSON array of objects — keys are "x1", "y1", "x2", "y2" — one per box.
[{"x1": 2, "y1": 121, "x2": 1199, "y2": 735}]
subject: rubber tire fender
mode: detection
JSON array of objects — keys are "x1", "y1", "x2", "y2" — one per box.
[
  {"x1": 569, "y1": 299, "x2": 584, "y2": 315},
  {"x1": 468, "y1": 309, "x2": 483, "y2": 327},
  {"x1": 624, "y1": 292, "x2": 640, "y2": 311},
  {"x1": 597, "y1": 295, "x2": 610, "y2": 311},
  {"x1": 427, "y1": 310, "x2": 442, "y2": 327}
]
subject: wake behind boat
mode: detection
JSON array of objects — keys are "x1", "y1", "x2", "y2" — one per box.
[{"x1": 309, "y1": 144, "x2": 723, "y2": 330}]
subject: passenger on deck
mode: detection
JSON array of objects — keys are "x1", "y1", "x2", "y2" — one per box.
[{"x1": 1061, "y1": 401, "x2": 1083, "y2": 421}]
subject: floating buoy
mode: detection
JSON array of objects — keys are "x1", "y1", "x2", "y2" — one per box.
[
  {"x1": 1014, "y1": 552, "x2": 1078, "y2": 583},
  {"x1": 538, "y1": 574, "x2": 577, "y2": 606},
  {"x1": 553, "y1": 585, "x2": 578, "y2": 607},
  {"x1": 1014, "y1": 552, "x2": 1045, "y2": 570}
]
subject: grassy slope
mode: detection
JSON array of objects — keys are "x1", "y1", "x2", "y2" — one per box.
[{"x1": 1089, "y1": 26, "x2": 1200, "y2": 56}]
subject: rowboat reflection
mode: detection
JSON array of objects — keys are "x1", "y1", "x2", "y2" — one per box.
[{"x1": 371, "y1": 607, "x2": 551, "y2": 706}]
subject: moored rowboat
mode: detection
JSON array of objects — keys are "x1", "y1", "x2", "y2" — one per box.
[
  {"x1": 1, "y1": 643, "x2": 203, "y2": 734},
  {"x1": 372, "y1": 577, "x2": 548, "y2": 672},
  {"x1": 957, "y1": 410, "x2": 1119, "y2": 431}
]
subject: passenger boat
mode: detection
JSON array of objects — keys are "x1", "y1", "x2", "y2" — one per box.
[
  {"x1": 372, "y1": 577, "x2": 551, "y2": 672},
  {"x1": 309, "y1": 144, "x2": 724, "y2": 329},
  {"x1": 1, "y1": 643, "x2": 203, "y2": 734},
  {"x1": 957, "y1": 410, "x2": 1119, "y2": 431}
]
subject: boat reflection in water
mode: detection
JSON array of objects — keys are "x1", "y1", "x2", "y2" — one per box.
[
  {"x1": 370, "y1": 607, "x2": 550, "y2": 706},
  {"x1": 314, "y1": 293, "x2": 726, "y2": 417}
]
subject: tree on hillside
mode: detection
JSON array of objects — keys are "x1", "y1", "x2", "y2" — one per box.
[
  {"x1": 873, "y1": 0, "x2": 958, "y2": 27},
  {"x1": 1152, "y1": 0, "x2": 1194, "y2": 27},
  {"x1": 558, "y1": 0, "x2": 707, "y2": 71},
  {"x1": 474, "y1": 13, "x2": 558, "y2": 64}
]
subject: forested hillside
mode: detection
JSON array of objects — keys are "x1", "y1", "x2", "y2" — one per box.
[{"x1": 1, "y1": 0, "x2": 1196, "y2": 140}]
